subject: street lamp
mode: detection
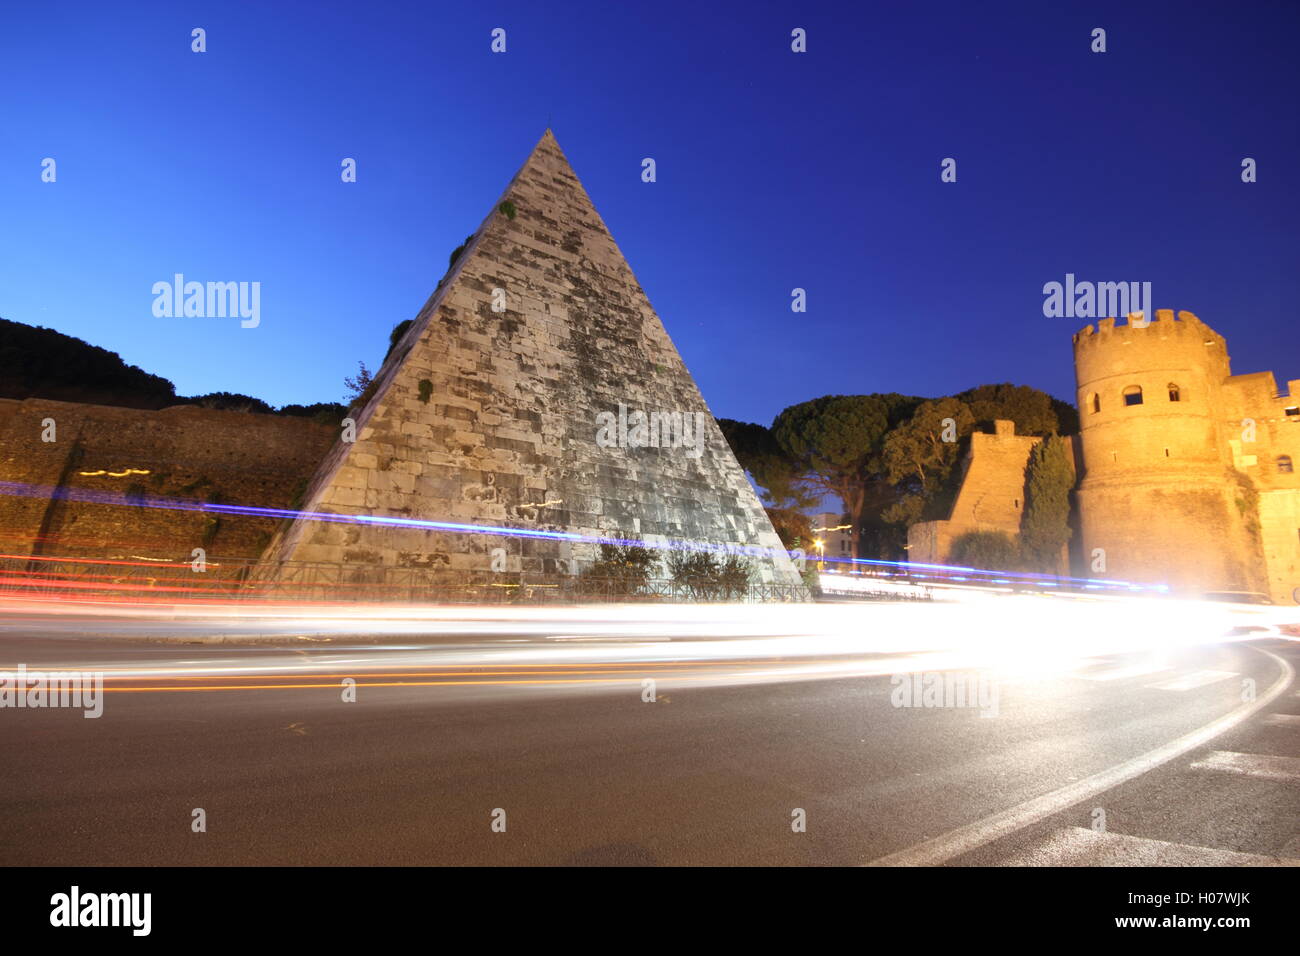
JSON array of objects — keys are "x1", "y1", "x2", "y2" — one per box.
[{"x1": 811, "y1": 523, "x2": 850, "y2": 573}]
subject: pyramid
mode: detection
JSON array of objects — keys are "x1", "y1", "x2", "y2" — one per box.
[{"x1": 260, "y1": 130, "x2": 803, "y2": 588}]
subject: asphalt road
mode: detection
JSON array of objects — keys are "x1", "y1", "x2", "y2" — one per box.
[{"x1": 1, "y1": 604, "x2": 1296, "y2": 866}]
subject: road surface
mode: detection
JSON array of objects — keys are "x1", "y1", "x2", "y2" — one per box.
[{"x1": 1, "y1": 596, "x2": 1296, "y2": 865}]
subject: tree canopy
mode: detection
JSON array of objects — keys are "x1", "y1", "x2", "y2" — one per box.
[
  {"x1": 722, "y1": 383, "x2": 1077, "y2": 561},
  {"x1": 956, "y1": 383, "x2": 1077, "y2": 436},
  {"x1": 2, "y1": 316, "x2": 349, "y2": 420},
  {"x1": 718, "y1": 417, "x2": 819, "y2": 548},
  {"x1": 0, "y1": 316, "x2": 177, "y2": 408},
  {"x1": 769, "y1": 393, "x2": 922, "y2": 558}
]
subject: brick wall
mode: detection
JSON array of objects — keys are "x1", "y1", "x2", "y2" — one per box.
[{"x1": 0, "y1": 398, "x2": 335, "y2": 563}]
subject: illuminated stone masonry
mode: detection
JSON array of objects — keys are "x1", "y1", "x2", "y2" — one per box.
[
  {"x1": 259, "y1": 130, "x2": 803, "y2": 587},
  {"x1": 911, "y1": 310, "x2": 1299, "y2": 603}
]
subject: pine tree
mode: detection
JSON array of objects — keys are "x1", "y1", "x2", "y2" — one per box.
[{"x1": 1020, "y1": 435, "x2": 1074, "y2": 573}]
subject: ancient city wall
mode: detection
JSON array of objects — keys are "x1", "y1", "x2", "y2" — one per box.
[
  {"x1": 0, "y1": 397, "x2": 335, "y2": 563},
  {"x1": 1220, "y1": 372, "x2": 1300, "y2": 602},
  {"x1": 906, "y1": 420, "x2": 1047, "y2": 565},
  {"x1": 909, "y1": 310, "x2": 1297, "y2": 603}
]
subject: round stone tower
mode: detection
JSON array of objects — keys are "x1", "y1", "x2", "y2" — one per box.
[{"x1": 1072, "y1": 310, "x2": 1265, "y2": 594}]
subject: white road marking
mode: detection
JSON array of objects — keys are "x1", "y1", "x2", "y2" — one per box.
[
  {"x1": 1145, "y1": 669, "x2": 1238, "y2": 691},
  {"x1": 864, "y1": 646, "x2": 1294, "y2": 867},
  {"x1": 999, "y1": 827, "x2": 1298, "y2": 867},
  {"x1": 1078, "y1": 662, "x2": 1173, "y2": 682},
  {"x1": 1189, "y1": 750, "x2": 1300, "y2": 783}
]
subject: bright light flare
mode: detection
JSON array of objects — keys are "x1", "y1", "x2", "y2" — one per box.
[{"x1": 4, "y1": 587, "x2": 1293, "y2": 699}]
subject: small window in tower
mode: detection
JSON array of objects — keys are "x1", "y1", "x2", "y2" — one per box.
[
  {"x1": 1168, "y1": 383, "x2": 1181, "y2": 402},
  {"x1": 1089, "y1": 393, "x2": 1100, "y2": 414},
  {"x1": 1014, "y1": 498, "x2": 1020, "y2": 509},
  {"x1": 1280, "y1": 455, "x2": 1295, "y2": 474},
  {"x1": 1164, "y1": 448, "x2": 1170, "y2": 457},
  {"x1": 1286, "y1": 406, "x2": 1300, "y2": 418},
  {"x1": 1123, "y1": 385, "x2": 1143, "y2": 406}
]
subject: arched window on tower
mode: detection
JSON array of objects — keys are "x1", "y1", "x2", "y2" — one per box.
[
  {"x1": 1123, "y1": 385, "x2": 1144, "y2": 407},
  {"x1": 1089, "y1": 393, "x2": 1100, "y2": 414},
  {"x1": 1280, "y1": 455, "x2": 1294, "y2": 474},
  {"x1": 1168, "y1": 383, "x2": 1181, "y2": 402}
]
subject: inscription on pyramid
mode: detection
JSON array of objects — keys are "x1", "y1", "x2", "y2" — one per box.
[{"x1": 261, "y1": 130, "x2": 803, "y2": 587}]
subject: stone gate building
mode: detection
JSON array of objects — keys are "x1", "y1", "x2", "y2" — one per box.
[{"x1": 909, "y1": 310, "x2": 1299, "y2": 604}]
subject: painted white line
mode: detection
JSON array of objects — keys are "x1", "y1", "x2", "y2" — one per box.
[
  {"x1": 999, "y1": 827, "x2": 1299, "y2": 867},
  {"x1": 1079, "y1": 662, "x2": 1173, "y2": 682},
  {"x1": 1189, "y1": 750, "x2": 1300, "y2": 783},
  {"x1": 1145, "y1": 669, "x2": 1237, "y2": 692},
  {"x1": 865, "y1": 646, "x2": 1293, "y2": 867},
  {"x1": 1262, "y1": 713, "x2": 1300, "y2": 728}
]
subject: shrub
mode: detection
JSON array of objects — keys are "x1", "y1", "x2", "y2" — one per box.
[
  {"x1": 714, "y1": 553, "x2": 753, "y2": 599},
  {"x1": 666, "y1": 549, "x2": 752, "y2": 601},
  {"x1": 185, "y1": 392, "x2": 275, "y2": 414},
  {"x1": 1228, "y1": 468, "x2": 1261, "y2": 538},
  {"x1": 801, "y1": 565, "x2": 822, "y2": 595},
  {"x1": 343, "y1": 361, "x2": 374, "y2": 406},
  {"x1": 385, "y1": 320, "x2": 413, "y2": 360},
  {"x1": 949, "y1": 530, "x2": 1020, "y2": 571},
  {"x1": 417, "y1": 379, "x2": 433, "y2": 404},
  {"x1": 498, "y1": 200, "x2": 517, "y2": 220},
  {"x1": 447, "y1": 233, "x2": 476, "y2": 270},
  {"x1": 580, "y1": 543, "x2": 658, "y2": 597},
  {"x1": 278, "y1": 402, "x2": 348, "y2": 426}
]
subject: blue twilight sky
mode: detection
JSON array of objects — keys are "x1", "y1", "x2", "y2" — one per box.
[{"x1": 1, "y1": 0, "x2": 1296, "y2": 427}]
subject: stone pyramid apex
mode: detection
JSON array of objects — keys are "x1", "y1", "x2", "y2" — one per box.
[
  {"x1": 525, "y1": 126, "x2": 562, "y2": 158},
  {"x1": 258, "y1": 133, "x2": 804, "y2": 590},
  {"x1": 512, "y1": 127, "x2": 572, "y2": 182}
]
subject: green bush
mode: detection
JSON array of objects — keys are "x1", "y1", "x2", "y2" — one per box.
[
  {"x1": 580, "y1": 543, "x2": 659, "y2": 597},
  {"x1": 801, "y1": 565, "x2": 822, "y2": 595},
  {"x1": 385, "y1": 320, "x2": 413, "y2": 360},
  {"x1": 949, "y1": 530, "x2": 1020, "y2": 572},
  {"x1": 498, "y1": 200, "x2": 517, "y2": 220},
  {"x1": 666, "y1": 550, "x2": 752, "y2": 601},
  {"x1": 185, "y1": 392, "x2": 274, "y2": 414},
  {"x1": 1229, "y1": 468, "x2": 1260, "y2": 536},
  {"x1": 351, "y1": 378, "x2": 379, "y2": 412},
  {"x1": 417, "y1": 379, "x2": 433, "y2": 404},
  {"x1": 447, "y1": 233, "x2": 476, "y2": 270},
  {"x1": 278, "y1": 402, "x2": 348, "y2": 425}
]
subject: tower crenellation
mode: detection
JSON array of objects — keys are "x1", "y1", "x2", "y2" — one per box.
[
  {"x1": 1071, "y1": 309, "x2": 1279, "y2": 598},
  {"x1": 1072, "y1": 310, "x2": 1228, "y2": 358}
]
